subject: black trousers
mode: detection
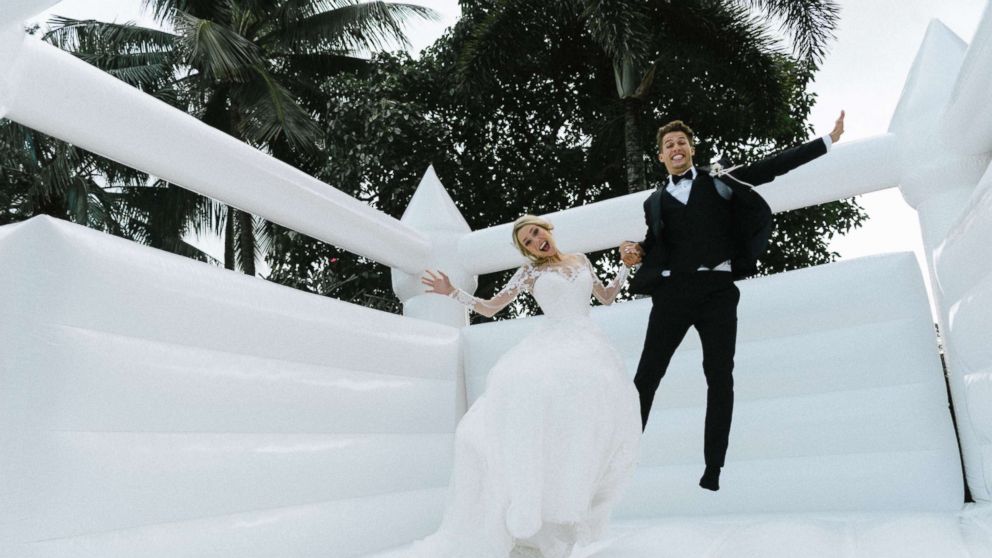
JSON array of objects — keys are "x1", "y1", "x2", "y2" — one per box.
[{"x1": 633, "y1": 272, "x2": 740, "y2": 468}]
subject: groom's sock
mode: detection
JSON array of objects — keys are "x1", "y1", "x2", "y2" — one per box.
[{"x1": 699, "y1": 465, "x2": 721, "y2": 491}]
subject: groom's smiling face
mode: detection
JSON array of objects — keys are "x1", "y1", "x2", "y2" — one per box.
[{"x1": 659, "y1": 131, "x2": 695, "y2": 176}]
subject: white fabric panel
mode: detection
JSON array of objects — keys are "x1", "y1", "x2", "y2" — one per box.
[
  {"x1": 639, "y1": 383, "x2": 957, "y2": 466},
  {"x1": 965, "y1": 367, "x2": 992, "y2": 438},
  {"x1": 932, "y1": 157, "x2": 992, "y2": 501},
  {"x1": 940, "y1": 1, "x2": 992, "y2": 155},
  {"x1": 947, "y1": 273, "x2": 992, "y2": 372},
  {"x1": 964, "y1": 368, "x2": 992, "y2": 495},
  {"x1": 934, "y1": 161, "x2": 992, "y2": 302},
  {"x1": 5, "y1": 431, "x2": 451, "y2": 543},
  {"x1": 889, "y1": 21, "x2": 967, "y2": 136},
  {"x1": 754, "y1": 134, "x2": 902, "y2": 213},
  {"x1": 574, "y1": 511, "x2": 992, "y2": 558},
  {"x1": 0, "y1": 218, "x2": 456, "y2": 379},
  {"x1": 620, "y1": 450, "x2": 961, "y2": 517},
  {"x1": 23, "y1": 488, "x2": 447, "y2": 558},
  {"x1": 462, "y1": 253, "x2": 962, "y2": 515},
  {"x1": 465, "y1": 253, "x2": 938, "y2": 404},
  {"x1": 0, "y1": 217, "x2": 458, "y2": 554},
  {"x1": 373, "y1": 510, "x2": 992, "y2": 558},
  {"x1": 646, "y1": 318, "x2": 942, "y2": 407},
  {"x1": 5, "y1": 324, "x2": 453, "y2": 434},
  {"x1": 469, "y1": 316, "x2": 942, "y2": 411},
  {"x1": 944, "y1": 274, "x2": 992, "y2": 500},
  {"x1": 0, "y1": 1, "x2": 60, "y2": 30}
]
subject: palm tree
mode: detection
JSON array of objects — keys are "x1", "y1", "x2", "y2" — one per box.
[
  {"x1": 0, "y1": 120, "x2": 145, "y2": 233},
  {"x1": 43, "y1": 0, "x2": 438, "y2": 275},
  {"x1": 458, "y1": 0, "x2": 839, "y2": 193}
]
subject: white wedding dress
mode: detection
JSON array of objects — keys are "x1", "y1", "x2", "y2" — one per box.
[{"x1": 398, "y1": 254, "x2": 641, "y2": 558}]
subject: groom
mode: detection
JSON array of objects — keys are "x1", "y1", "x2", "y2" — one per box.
[{"x1": 620, "y1": 113, "x2": 845, "y2": 491}]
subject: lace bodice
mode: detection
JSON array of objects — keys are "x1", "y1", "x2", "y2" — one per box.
[{"x1": 449, "y1": 254, "x2": 629, "y2": 319}]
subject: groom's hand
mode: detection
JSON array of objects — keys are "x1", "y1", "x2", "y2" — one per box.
[
  {"x1": 620, "y1": 241, "x2": 643, "y2": 266},
  {"x1": 829, "y1": 110, "x2": 845, "y2": 143}
]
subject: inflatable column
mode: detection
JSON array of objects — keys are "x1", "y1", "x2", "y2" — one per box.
[
  {"x1": 392, "y1": 167, "x2": 475, "y2": 414},
  {"x1": 894, "y1": 17, "x2": 992, "y2": 502}
]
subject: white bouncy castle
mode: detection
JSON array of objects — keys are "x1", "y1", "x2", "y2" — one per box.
[{"x1": 2, "y1": 1, "x2": 992, "y2": 556}]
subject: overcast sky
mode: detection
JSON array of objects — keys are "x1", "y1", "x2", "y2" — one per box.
[{"x1": 28, "y1": 0, "x2": 990, "y2": 274}]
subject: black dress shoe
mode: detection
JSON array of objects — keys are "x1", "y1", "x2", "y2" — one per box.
[{"x1": 699, "y1": 465, "x2": 721, "y2": 491}]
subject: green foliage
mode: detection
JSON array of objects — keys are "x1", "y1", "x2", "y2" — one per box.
[
  {"x1": 266, "y1": 0, "x2": 865, "y2": 320},
  {"x1": 0, "y1": 122, "x2": 144, "y2": 232}
]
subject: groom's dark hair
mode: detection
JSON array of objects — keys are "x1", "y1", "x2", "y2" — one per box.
[{"x1": 656, "y1": 120, "x2": 695, "y2": 149}]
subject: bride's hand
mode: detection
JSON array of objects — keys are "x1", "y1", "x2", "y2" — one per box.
[
  {"x1": 421, "y1": 270, "x2": 455, "y2": 296},
  {"x1": 619, "y1": 241, "x2": 642, "y2": 266}
]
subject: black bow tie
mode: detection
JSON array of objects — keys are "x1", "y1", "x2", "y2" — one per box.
[{"x1": 671, "y1": 170, "x2": 694, "y2": 185}]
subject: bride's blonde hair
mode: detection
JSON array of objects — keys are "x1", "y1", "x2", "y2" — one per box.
[{"x1": 512, "y1": 215, "x2": 557, "y2": 265}]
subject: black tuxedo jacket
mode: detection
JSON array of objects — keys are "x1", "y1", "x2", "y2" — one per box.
[{"x1": 628, "y1": 137, "x2": 828, "y2": 295}]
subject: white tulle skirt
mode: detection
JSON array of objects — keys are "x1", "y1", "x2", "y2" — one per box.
[{"x1": 408, "y1": 316, "x2": 642, "y2": 558}]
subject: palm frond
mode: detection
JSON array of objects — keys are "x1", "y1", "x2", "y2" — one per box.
[
  {"x1": 114, "y1": 180, "x2": 222, "y2": 256},
  {"x1": 142, "y1": 0, "x2": 235, "y2": 25},
  {"x1": 74, "y1": 51, "x2": 174, "y2": 86},
  {"x1": 44, "y1": 17, "x2": 182, "y2": 98},
  {"x1": 580, "y1": 0, "x2": 653, "y2": 68},
  {"x1": 267, "y1": 0, "x2": 350, "y2": 25},
  {"x1": 655, "y1": 0, "x2": 781, "y2": 75},
  {"x1": 648, "y1": 1, "x2": 793, "y2": 130},
  {"x1": 173, "y1": 10, "x2": 264, "y2": 81},
  {"x1": 261, "y1": 1, "x2": 438, "y2": 53},
  {"x1": 44, "y1": 16, "x2": 177, "y2": 54},
  {"x1": 735, "y1": 0, "x2": 839, "y2": 63},
  {"x1": 455, "y1": 0, "x2": 534, "y2": 88},
  {"x1": 233, "y1": 66, "x2": 323, "y2": 150}
]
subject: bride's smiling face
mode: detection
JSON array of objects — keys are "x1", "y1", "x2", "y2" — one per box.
[{"x1": 516, "y1": 224, "x2": 559, "y2": 259}]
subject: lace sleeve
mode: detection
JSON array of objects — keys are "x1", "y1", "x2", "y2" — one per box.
[
  {"x1": 584, "y1": 254, "x2": 629, "y2": 306},
  {"x1": 448, "y1": 266, "x2": 533, "y2": 318}
]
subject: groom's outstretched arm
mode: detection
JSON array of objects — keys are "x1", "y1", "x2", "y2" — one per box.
[{"x1": 725, "y1": 111, "x2": 845, "y2": 188}]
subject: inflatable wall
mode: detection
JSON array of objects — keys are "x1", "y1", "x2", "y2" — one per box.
[
  {"x1": 2, "y1": 0, "x2": 992, "y2": 556},
  {"x1": 0, "y1": 217, "x2": 457, "y2": 557},
  {"x1": 464, "y1": 253, "x2": 962, "y2": 517}
]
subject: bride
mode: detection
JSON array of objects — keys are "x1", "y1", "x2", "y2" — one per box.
[{"x1": 407, "y1": 215, "x2": 641, "y2": 558}]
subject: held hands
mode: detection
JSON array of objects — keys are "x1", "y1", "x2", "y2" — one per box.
[
  {"x1": 619, "y1": 241, "x2": 643, "y2": 267},
  {"x1": 829, "y1": 110, "x2": 845, "y2": 144},
  {"x1": 421, "y1": 270, "x2": 455, "y2": 296}
]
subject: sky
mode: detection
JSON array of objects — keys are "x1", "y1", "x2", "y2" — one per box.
[{"x1": 27, "y1": 0, "x2": 990, "y2": 278}]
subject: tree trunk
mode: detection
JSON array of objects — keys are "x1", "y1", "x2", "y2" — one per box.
[
  {"x1": 237, "y1": 208, "x2": 256, "y2": 276},
  {"x1": 623, "y1": 97, "x2": 646, "y2": 193},
  {"x1": 31, "y1": 137, "x2": 70, "y2": 220},
  {"x1": 37, "y1": 193, "x2": 70, "y2": 220},
  {"x1": 224, "y1": 206, "x2": 235, "y2": 270},
  {"x1": 225, "y1": 101, "x2": 255, "y2": 276}
]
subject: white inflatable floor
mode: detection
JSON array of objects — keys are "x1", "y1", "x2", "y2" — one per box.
[
  {"x1": 372, "y1": 509, "x2": 992, "y2": 558},
  {"x1": 576, "y1": 509, "x2": 992, "y2": 558},
  {"x1": 2, "y1": 217, "x2": 991, "y2": 558}
]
